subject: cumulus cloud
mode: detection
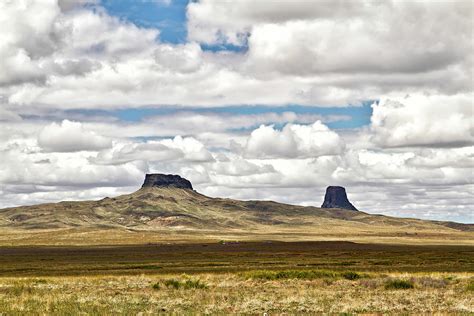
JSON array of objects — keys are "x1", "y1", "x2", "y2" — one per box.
[
  {"x1": 0, "y1": 107, "x2": 22, "y2": 121},
  {"x1": 244, "y1": 121, "x2": 344, "y2": 158},
  {"x1": 38, "y1": 120, "x2": 112, "y2": 152},
  {"x1": 0, "y1": 0, "x2": 471, "y2": 111},
  {"x1": 187, "y1": 0, "x2": 364, "y2": 45},
  {"x1": 0, "y1": 0, "x2": 61, "y2": 85},
  {"x1": 189, "y1": 0, "x2": 472, "y2": 78},
  {"x1": 93, "y1": 136, "x2": 213, "y2": 165},
  {"x1": 370, "y1": 93, "x2": 473, "y2": 148}
]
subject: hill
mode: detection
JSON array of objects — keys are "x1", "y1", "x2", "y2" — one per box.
[{"x1": 0, "y1": 174, "x2": 472, "y2": 246}]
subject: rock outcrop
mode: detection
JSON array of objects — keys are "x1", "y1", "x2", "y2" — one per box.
[
  {"x1": 321, "y1": 186, "x2": 358, "y2": 211},
  {"x1": 141, "y1": 174, "x2": 193, "y2": 190}
]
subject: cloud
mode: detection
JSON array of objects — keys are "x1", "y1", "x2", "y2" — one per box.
[
  {"x1": 244, "y1": 121, "x2": 344, "y2": 158},
  {"x1": 188, "y1": 0, "x2": 472, "y2": 77},
  {"x1": 406, "y1": 147, "x2": 474, "y2": 169},
  {"x1": 370, "y1": 93, "x2": 473, "y2": 148},
  {"x1": 38, "y1": 120, "x2": 112, "y2": 152},
  {"x1": 93, "y1": 136, "x2": 214, "y2": 165},
  {"x1": 0, "y1": 0, "x2": 471, "y2": 111},
  {"x1": 187, "y1": 0, "x2": 364, "y2": 45},
  {"x1": 0, "y1": 0, "x2": 61, "y2": 86},
  {"x1": 0, "y1": 107, "x2": 22, "y2": 121}
]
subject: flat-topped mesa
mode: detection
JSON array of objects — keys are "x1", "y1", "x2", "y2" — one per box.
[
  {"x1": 141, "y1": 174, "x2": 193, "y2": 190},
  {"x1": 321, "y1": 186, "x2": 358, "y2": 211}
]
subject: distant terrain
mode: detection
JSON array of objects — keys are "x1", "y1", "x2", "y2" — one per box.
[{"x1": 0, "y1": 174, "x2": 472, "y2": 246}]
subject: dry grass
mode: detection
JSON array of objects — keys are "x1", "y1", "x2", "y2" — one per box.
[
  {"x1": 0, "y1": 272, "x2": 472, "y2": 314},
  {"x1": 0, "y1": 226, "x2": 472, "y2": 247}
]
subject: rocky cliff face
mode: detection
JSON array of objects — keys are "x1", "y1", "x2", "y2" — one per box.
[
  {"x1": 141, "y1": 174, "x2": 193, "y2": 189},
  {"x1": 321, "y1": 186, "x2": 358, "y2": 211}
]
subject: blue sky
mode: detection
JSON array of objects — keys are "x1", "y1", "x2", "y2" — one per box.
[
  {"x1": 99, "y1": 0, "x2": 372, "y2": 130},
  {"x1": 101, "y1": 0, "x2": 189, "y2": 44},
  {"x1": 110, "y1": 103, "x2": 373, "y2": 129},
  {"x1": 101, "y1": 0, "x2": 248, "y2": 52}
]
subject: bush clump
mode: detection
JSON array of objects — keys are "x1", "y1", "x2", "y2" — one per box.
[
  {"x1": 164, "y1": 279, "x2": 181, "y2": 289},
  {"x1": 245, "y1": 269, "x2": 345, "y2": 280},
  {"x1": 153, "y1": 278, "x2": 208, "y2": 290},
  {"x1": 384, "y1": 279, "x2": 414, "y2": 290},
  {"x1": 466, "y1": 281, "x2": 474, "y2": 292},
  {"x1": 182, "y1": 279, "x2": 208, "y2": 289},
  {"x1": 341, "y1": 271, "x2": 361, "y2": 280}
]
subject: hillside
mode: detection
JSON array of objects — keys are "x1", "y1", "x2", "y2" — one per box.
[{"x1": 0, "y1": 174, "x2": 472, "y2": 246}]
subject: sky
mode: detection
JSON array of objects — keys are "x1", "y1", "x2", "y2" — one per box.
[{"x1": 0, "y1": 0, "x2": 472, "y2": 223}]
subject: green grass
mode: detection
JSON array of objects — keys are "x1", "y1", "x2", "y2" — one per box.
[
  {"x1": 245, "y1": 269, "x2": 365, "y2": 281},
  {"x1": 384, "y1": 279, "x2": 415, "y2": 290},
  {"x1": 341, "y1": 271, "x2": 361, "y2": 280},
  {"x1": 466, "y1": 280, "x2": 474, "y2": 292},
  {"x1": 157, "y1": 278, "x2": 209, "y2": 290},
  {"x1": 245, "y1": 269, "x2": 337, "y2": 280}
]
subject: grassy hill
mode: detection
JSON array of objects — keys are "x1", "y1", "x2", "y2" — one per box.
[{"x1": 0, "y1": 185, "x2": 472, "y2": 246}]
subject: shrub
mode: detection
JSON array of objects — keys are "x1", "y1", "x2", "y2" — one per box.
[
  {"x1": 466, "y1": 281, "x2": 474, "y2": 292},
  {"x1": 33, "y1": 279, "x2": 48, "y2": 284},
  {"x1": 341, "y1": 271, "x2": 361, "y2": 280},
  {"x1": 384, "y1": 279, "x2": 414, "y2": 290},
  {"x1": 159, "y1": 278, "x2": 208, "y2": 290},
  {"x1": 164, "y1": 279, "x2": 181, "y2": 289},
  {"x1": 245, "y1": 269, "x2": 338, "y2": 280},
  {"x1": 183, "y1": 279, "x2": 208, "y2": 289}
]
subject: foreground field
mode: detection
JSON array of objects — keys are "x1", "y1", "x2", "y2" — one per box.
[
  {"x1": 0, "y1": 241, "x2": 473, "y2": 314},
  {"x1": 1, "y1": 272, "x2": 473, "y2": 314}
]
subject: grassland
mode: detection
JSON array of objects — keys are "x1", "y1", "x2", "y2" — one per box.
[
  {"x1": 0, "y1": 241, "x2": 472, "y2": 314},
  {"x1": 1, "y1": 272, "x2": 473, "y2": 314}
]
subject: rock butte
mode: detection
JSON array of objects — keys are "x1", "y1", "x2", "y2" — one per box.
[
  {"x1": 141, "y1": 174, "x2": 193, "y2": 190},
  {"x1": 321, "y1": 186, "x2": 358, "y2": 211}
]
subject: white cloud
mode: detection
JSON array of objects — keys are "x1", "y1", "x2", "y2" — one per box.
[
  {"x1": 370, "y1": 93, "x2": 473, "y2": 148},
  {"x1": 187, "y1": 0, "x2": 364, "y2": 45},
  {"x1": 93, "y1": 136, "x2": 213, "y2": 165},
  {"x1": 38, "y1": 120, "x2": 112, "y2": 152},
  {"x1": 0, "y1": 107, "x2": 22, "y2": 121},
  {"x1": 0, "y1": 0, "x2": 471, "y2": 111},
  {"x1": 244, "y1": 121, "x2": 344, "y2": 158},
  {"x1": 0, "y1": 0, "x2": 61, "y2": 85},
  {"x1": 189, "y1": 0, "x2": 472, "y2": 79},
  {"x1": 406, "y1": 147, "x2": 474, "y2": 169}
]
